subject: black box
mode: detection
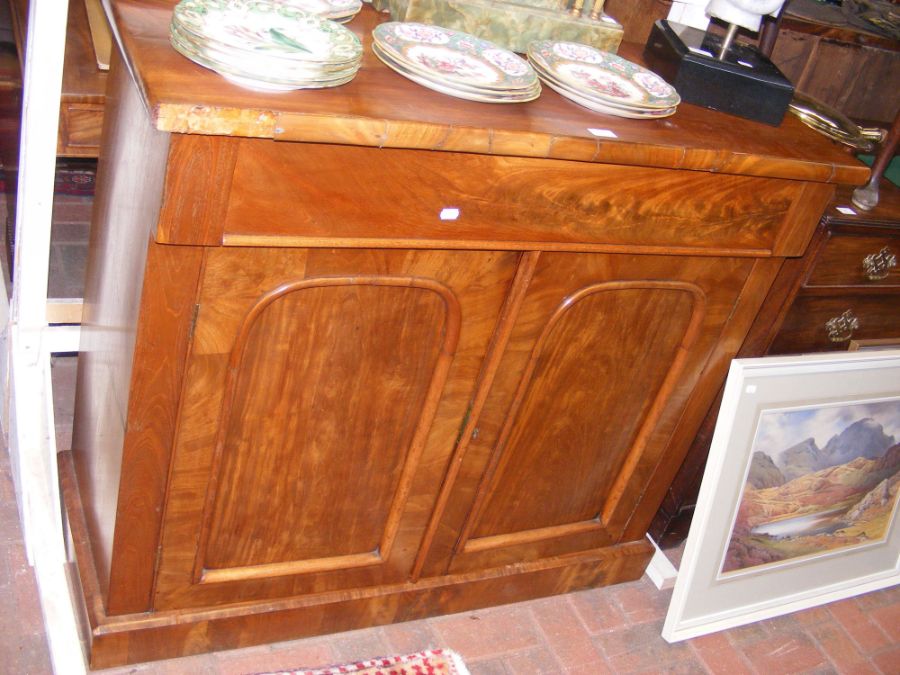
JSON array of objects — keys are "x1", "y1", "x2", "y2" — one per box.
[{"x1": 643, "y1": 20, "x2": 794, "y2": 126}]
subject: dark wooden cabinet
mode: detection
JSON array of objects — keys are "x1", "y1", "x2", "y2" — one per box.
[
  {"x1": 772, "y1": 294, "x2": 900, "y2": 353},
  {"x1": 771, "y1": 211, "x2": 900, "y2": 353},
  {"x1": 60, "y1": 1, "x2": 869, "y2": 667}
]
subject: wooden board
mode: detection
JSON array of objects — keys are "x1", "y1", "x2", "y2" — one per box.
[{"x1": 83, "y1": 0, "x2": 111, "y2": 70}]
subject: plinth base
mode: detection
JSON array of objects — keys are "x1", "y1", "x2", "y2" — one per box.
[{"x1": 59, "y1": 451, "x2": 654, "y2": 668}]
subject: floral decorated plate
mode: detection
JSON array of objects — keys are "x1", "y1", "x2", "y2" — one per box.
[
  {"x1": 527, "y1": 40, "x2": 679, "y2": 110},
  {"x1": 372, "y1": 42, "x2": 540, "y2": 103},
  {"x1": 172, "y1": 0, "x2": 362, "y2": 64},
  {"x1": 372, "y1": 22, "x2": 538, "y2": 93},
  {"x1": 529, "y1": 57, "x2": 671, "y2": 115},
  {"x1": 539, "y1": 75, "x2": 675, "y2": 119}
]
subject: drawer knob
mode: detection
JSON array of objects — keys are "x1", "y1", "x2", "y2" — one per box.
[
  {"x1": 825, "y1": 310, "x2": 860, "y2": 343},
  {"x1": 862, "y1": 247, "x2": 897, "y2": 281}
]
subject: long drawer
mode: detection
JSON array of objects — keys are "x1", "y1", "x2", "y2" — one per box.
[{"x1": 154, "y1": 137, "x2": 832, "y2": 255}]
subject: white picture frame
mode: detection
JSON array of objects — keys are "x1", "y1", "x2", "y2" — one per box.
[{"x1": 663, "y1": 351, "x2": 900, "y2": 642}]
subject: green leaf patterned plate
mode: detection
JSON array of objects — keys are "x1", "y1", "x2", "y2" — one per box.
[
  {"x1": 171, "y1": 21, "x2": 359, "y2": 77},
  {"x1": 527, "y1": 40, "x2": 679, "y2": 110},
  {"x1": 172, "y1": 0, "x2": 362, "y2": 64},
  {"x1": 170, "y1": 20, "x2": 360, "y2": 90},
  {"x1": 372, "y1": 22, "x2": 538, "y2": 93}
]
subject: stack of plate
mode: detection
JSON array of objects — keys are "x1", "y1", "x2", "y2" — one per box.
[
  {"x1": 372, "y1": 22, "x2": 541, "y2": 104},
  {"x1": 170, "y1": 0, "x2": 364, "y2": 92},
  {"x1": 527, "y1": 41, "x2": 680, "y2": 119}
]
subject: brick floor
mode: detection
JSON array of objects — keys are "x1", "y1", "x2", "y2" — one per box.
[{"x1": 2, "y1": 177, "x2": 899, "y2": 674}]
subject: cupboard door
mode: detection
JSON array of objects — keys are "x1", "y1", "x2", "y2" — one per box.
[
  {"x1": 152, "y1": 247, "x2": 518, "y2": 609},
  {"x1": 421, "y1": 251, "x2": 756, "y2": 575}
]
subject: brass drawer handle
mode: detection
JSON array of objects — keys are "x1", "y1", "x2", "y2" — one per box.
[
  {"x1": 862, "y1": 247, "x2": 897, "y2": 281},
  {"x1": 825, "y1": 310, "x2": 860, "y2": 343}
]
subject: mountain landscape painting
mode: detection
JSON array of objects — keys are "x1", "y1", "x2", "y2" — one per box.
[{"x1": 721, "y1": 399, "x2": 900, "y2": 576}]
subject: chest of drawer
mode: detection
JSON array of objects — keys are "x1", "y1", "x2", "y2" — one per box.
[{"x1": 806, "y1": 232, "x2": 900, "y2": 287}]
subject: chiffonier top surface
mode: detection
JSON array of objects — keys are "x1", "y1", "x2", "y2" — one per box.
[{"x1": 110, "y1": 0, "x2": 869, "y2": 185}]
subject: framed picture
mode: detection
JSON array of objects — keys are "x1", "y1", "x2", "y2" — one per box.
[
  {"x1": 849, "y1": 338, "x2": 900, "y2": 352},
  {"x1": 663, "y1": 351, "x2": 900, "y2": 642}
]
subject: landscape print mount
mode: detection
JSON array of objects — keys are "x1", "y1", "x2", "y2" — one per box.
[{"x1": 722, "y1": 399, "x2": 900, "y2": 576}]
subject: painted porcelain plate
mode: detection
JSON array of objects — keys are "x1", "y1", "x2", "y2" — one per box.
[
  {"x1": 170, "y1": 25, "x2": 359, "y2": 90},
  {"x1": 527, "y1": 40, "x2": 679, "y2": 109},
  {"x1": 172, "y1": 0, "x2": 363, "y2": 63},
  {"x1": 372, "y1": 22, "x2": 538, "y2": 92},
  {"x1": 283, "y1": 0, "x2": 363, "y2": 22},
  {"x1": 372, "y1": 42, "x2": 540, "y2": 103},
  {"x1": 528, "y1": 58, "x2": 674, "y2": 117},
  {"x1": 540, "y1": 75, "x2": 675, "y2": 119},
  {"x1": 171, "y1": 22, "x2": 359, "y2": 78}
]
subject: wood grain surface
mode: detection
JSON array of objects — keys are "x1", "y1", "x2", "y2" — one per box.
[
  {"x1": 213, "y1": 140, "x2": 817, "y2": 255},
  {"x1": 61, "y1": 445, "x2": 652, "y2": 668},
  {"x1": 771, "y1": 294, "x2": 900, "y2": 353},
  {"x1": 807, "y1": 233, "x2": 900, "y2": 287},
  {"x1": 198, "y1": 277, "x2": 458, "y2": 583},
  {"x1": 152, "y1": 247, "x2": 519, "y2": 610},
  {"x1": 418, "y1": 252, "x2": 756, "y2": 576},
  {"x1": 71, "y1": 49, "x2": 177, "y2": 611}
]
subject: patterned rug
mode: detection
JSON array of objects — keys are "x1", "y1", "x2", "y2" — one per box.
[
  {"x1": 251, "y1": 649, "x2": 470, "y2": 675},
  {"x1": 0, "y1": 158, "x2": 97, "y2": 196}
]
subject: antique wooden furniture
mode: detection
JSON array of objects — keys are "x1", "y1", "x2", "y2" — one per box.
[
  {"x1": 770, "y1": 3, "x2": 900, "y2": 126},
  {"x1": 651, "y1": 177, "x2": 900, "y2": 545},
  {"x1": 61, "y1": 0, "x2": 869, "y2": 667},
  {"x1": 767, "y1": 182, "x2": 900, "y2": 353},
  {"x1": 8, "y1": 0, "x2": 107, "y2": 157}
]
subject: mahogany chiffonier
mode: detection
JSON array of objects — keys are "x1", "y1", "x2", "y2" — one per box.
[{"x1": 62, "y1": 0, "x2": 869, "y2": 667}]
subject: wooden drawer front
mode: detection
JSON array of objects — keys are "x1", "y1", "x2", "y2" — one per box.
[
  {"x1": 158, "y1": 137, "x2": 824, "y2": 254},
  {"x1": 807, "y1": 233, "x2": 900, "y2": 288},
  {"x1": 58, "y1": 103, "x2": 104, "y2": 157},
  {"x1": 770, "y1": 293, "x2": 900, "y2": 354}
]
